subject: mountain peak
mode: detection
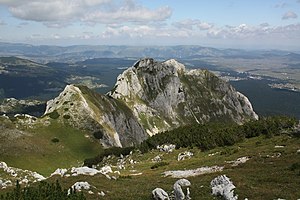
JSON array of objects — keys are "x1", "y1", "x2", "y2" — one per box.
[
  {"x1": 45, "y1": 58, "x2": 257, "y2": 147},
  {"x1": 132, "y1": 58, "x2": 185, "y2": 75},
  {"x1": 133, "y1": 58, "x2": 156, "y2": 69},
  {"x1": 163, "y1": 59, "x2": 185, "y2": 72},
  {"x1": 109, "y1": 58, "x2": 257, "y2": 136}
]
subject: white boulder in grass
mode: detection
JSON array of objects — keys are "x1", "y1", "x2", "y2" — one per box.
[
  {"x1": 157, "y1": 144, "x2": 176, "y2": 153},
  {"x1": 211, "y1": 175, "x2": 238, "y2": 200},
  {"x1": 152, "y1": 188, "x2": 170, "y2": 200},
  {"x1": 71, "y1": 166, "x2": 100, "y2": 176},
  {"x1": 68, "y1": 181, "x2": 91, "y2": 195},
  {"x1": 99, "y1": 165, "x2": 112, "y2": 174},
  {"x1": 152, "y1": 155, "x2": 162, "y2": 162},
  {"x1": 177, "y1": 151, "x2": 193, "y2": 161},
  {"x1": 31, "y1": 172, "x2": 46, "y2": 181},
  {"x1": 51, "y1": 168, "x2": 68, "y2": 177},
  {"x1": 173, "y1": 179, "x2": 191, "y2": 200},
  {"x1": 98, "y1": 191, "x2": 105, "y2": 196}
]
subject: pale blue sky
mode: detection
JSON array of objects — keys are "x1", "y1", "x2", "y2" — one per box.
[{"x1": 0, "y1": 0, "x2": 299, "y2": 50}]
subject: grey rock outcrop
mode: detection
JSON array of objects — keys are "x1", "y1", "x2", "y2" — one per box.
[
  {"x1": 157, "y1": 144, "x2": 176, "y2": 152},
  {"x1": 173, "y1": 179, "x2": 191, "y2": 200},
  {"x1": 211, "y1": 175, "x2": 238, "y2": 200},
  {"x1": 152, "y1": 188, "x2": 170, "y2": 200},
  {"x1": 177, "y1": 151, "x2": 193, "y2": 161}
]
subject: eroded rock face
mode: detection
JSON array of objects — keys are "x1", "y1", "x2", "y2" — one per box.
[{"x1": 109, "y1": 58, "x2": 257, "y2": 136}]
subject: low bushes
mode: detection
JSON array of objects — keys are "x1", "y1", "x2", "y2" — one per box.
[
  {"x1": 139, "y1": 116, "x2": 297, "y2": 153},
  {"x1": 84, "y1": 146, "x2": 134, "y2": 167}
]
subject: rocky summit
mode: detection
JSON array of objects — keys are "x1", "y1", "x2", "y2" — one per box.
[{"x1": 44, "y1": 58, "x2": 258, "y2": 147}]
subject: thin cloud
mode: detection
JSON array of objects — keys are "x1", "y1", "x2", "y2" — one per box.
[
  {"x1": 282, "y1": 11, "x2": 298, "y2": 20},
  {"x1": 0, "y1": 19, "x2": 7, "y2": 26},
  {"x1": 83, "y1": 2, "x2": 172, "y2": 24},
  {"x1": 100, "y1": 20, "x2": 300, "y2": 42},
  {"x1": 259, "y1": 23, "x2": 270, "y2": 27},
  {"x1": 207, "y1": 23, "x2": 300, "y2": 40},
  {"x1": 173, "y1": 19, "x2": 213, "y2": 31},
  {"x1": 197, "y1": 22, "x2": 214, "y2": 30},
  {"x1": 275, "y1": 2, "x2": 288, "y2": 8}
]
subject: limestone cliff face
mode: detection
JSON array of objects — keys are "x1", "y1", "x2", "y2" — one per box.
[
  {"x1": 108, "y1": 58, "x2": 258, "y2": 135},
  {"x1": 44, "y1": 85, "x2": 147, "y2": 147},
  {"x1": 45, "y1": 58, "x2": 257, "y2": 147}
]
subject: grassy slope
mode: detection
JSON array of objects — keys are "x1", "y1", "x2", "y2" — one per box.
[
  {"x1": 1, "y1": 120, "x2": 102, "y2": 176},
  {"x1": 38, "y1": 134, "x2": 300, "y2": 200}
]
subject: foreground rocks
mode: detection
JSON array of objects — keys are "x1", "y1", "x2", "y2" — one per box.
[
  {"x1": 173, "y1": 179, "x2": 191, "y2": 200},
  {"x1": 0, "y1": 161, "x2": 45, "y2": 189},
  {"x1": 211, "y1": 175, "x2": 238, "y2": 200},
  {"x1": 152, "y1": 188, "x2": 170, "y2": 200},
  {"x1": 152, "y1": 179, "x2": 191, "y2": 200}
]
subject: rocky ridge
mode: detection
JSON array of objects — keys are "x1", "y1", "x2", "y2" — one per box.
[
  {"x1": 44, "y1": 58, "x2": 258, "y2": 147},
  {"x1": 44, "y1": 85, "x2": 147, "y2": 147}
]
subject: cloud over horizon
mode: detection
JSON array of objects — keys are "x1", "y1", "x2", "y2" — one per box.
[
  {"x1": 282, "y1": 11, "x2": 298, "y2": 20},
  {"x1": 0, "y1": 0, "x2": 172, "y2": 27}
]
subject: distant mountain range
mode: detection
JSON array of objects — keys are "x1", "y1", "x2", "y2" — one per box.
[{"x1": 1, "y1": 42, "x2": 299, "y2": 63}]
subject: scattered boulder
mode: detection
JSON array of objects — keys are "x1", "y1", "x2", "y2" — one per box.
[
  {"x1": 0, "y1": 180, "x2": 12, "y2": 189},
  {"x1": 157, "y1": 144, "x2": 176, "y2": 153},
  {"x1": 208, "y1": 152, "x2": 220, "y2": 157},
  {"x1": 71, "y1": 166, "x2": 100, "y2": 176},
  {"x1": 72, "y1": 181, "x2": 91, "y2": 190},
  {"x1": 51, "y1": 168, "x2": 68, "y2": 177},
  {"x1": 152, "y1": 188, "x2": 170, "y2": 200},
  {"x1": 152, "y1": 155, "x2": 162, "y2": 162},
  {"x1": 173, "y1": 179, "x2": 191, "y2": 200},
  {"x1": 211, "y1": 175, "x2": 238, "y2": 200},
  {"x1": 68, "y1": 181, "x2": 92, "y2": 195},
  {"x1": 99, "y1": 165, "x2": 112, "y2": 175},
  {"x1": 0, "y1": 161, "x2": 45, "y2": 187},
  {"x1": 178, "y1": 151, "x2": 193, "y2": 161},
  {"x1": 226, "y1": 157, "x2": 250, "y2": 167},
  {"x1": 31, "y1": 172, "x2": 46, "y2": 181},
  {"x1": 98, "y1": 191, "x2": 105, "y2": 196}
]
